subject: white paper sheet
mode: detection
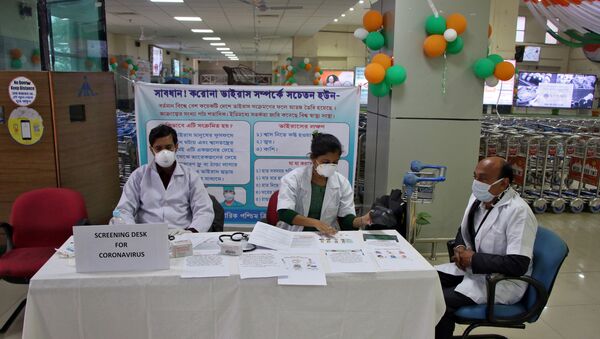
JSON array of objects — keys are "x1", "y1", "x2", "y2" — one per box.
[
  {"x1": 369, "y1": 249, "x2": 425, "y2": 271},
  {"x1": 279, "y1": 233, "x2": 321, "y2": 254},
  {"x1": 180, "y1": 254, "x2": 230, "y2": 278},
  {"x1": 238, "y1": 250, "x2": 287, "y2": 279},
  {"x1": 278, "y1": 254, "x2": 327, "y2": 286},
  {"x1": 317, "y1": 233, "x2": 361, "y2": 250},
  {"x1": 325, "y1": 249, "x2": 376, "y2": 273},
  {"x1": 248, "y1": 222, "x2": 294, "y2": 250},
  {"x1": 179, "y1": 233, "x2": 221, "y2": 253}
]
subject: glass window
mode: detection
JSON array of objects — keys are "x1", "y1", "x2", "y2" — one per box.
[
  {"x1": 47, "y1": 0, "x2": 107, "y2": 71},
  {"x1": 545, "y1": 20, "x2": 558, "y2": 45},
  {"x1": 0, "y1": 0, "x2": 42, "y2": 71},
  {"x1": 515, "y1": 16, "x2": 526, "y2": 43}
]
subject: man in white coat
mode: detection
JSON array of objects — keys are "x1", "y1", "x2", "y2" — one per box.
[
  {"x1": 435, "y1": 157, "x2": 538, "y2": 339},
  {"x1": 115, "y1": 125, "x2": 214, "y2": 232}
]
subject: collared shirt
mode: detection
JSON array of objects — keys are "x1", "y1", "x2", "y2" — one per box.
[{"x1": 116, "y1": 162, "x2": 214, "y2": 231}]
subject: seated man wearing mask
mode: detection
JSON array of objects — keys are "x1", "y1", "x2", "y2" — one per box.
[
  {"x1": 115, "y1": 125, "x2": 214, "y2": 232},
  {"x1": 435, "y1": 157, "x2": 537, "y2": 339}
]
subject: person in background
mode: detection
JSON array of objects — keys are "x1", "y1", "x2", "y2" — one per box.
[
  {"x1": 434, "y1": 157, "x2": 537, "y2": 339},
  {"x1": 277, "y1": 132, "x2": 370, "y2": 235},
  {"x1": 222, "y1": 186, "x2": 244, "y2": 208},
  {"x1": 115, "y1": 125, "x2": 214, "y2": 232}
]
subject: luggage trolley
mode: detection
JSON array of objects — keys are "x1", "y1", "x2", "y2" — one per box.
[
  {"x1": 533, "y1": 135, "x2": 565, "y2": 214},
  {"x1": 576, "y1": 137, "x2": 600, "y2": 213},
  {"x1": 564, "y1": 136, "x2": 591, "y2": 213},
  {"x1": 402, "y1": 161, "x2": 447, "y2": 245}
]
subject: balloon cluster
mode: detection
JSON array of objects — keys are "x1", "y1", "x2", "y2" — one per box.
[
  {"x1": 354, "y1": 10, "x2": 385, "y2": 51},
  {"x1": 365, "y1": 53, "x2": 407, "y2": 97},
  {"x1": 109, "y1": 56, "x2": 118, "y2": 71},
  {"x1": 182, "y1": 66, "x2": 194, "y2": 78},
  {"x1": 31, "y1": 49, "x2": 41, "y2": 65},
  {"x1": 9, "y1": 48, "x2": 23, "y2": 69},
  {"x1": 119, "y1": 58, "x2": 139, "y2": 80},
  {"x1": 277, "y1": 57, "x2": 323, "y2": 86},
  {"x1": 423, "y1": 13, "x2": 467, "y2": 57},
  {"x1": 472, "y1": 54, "x2": 515, "y2": 86}
]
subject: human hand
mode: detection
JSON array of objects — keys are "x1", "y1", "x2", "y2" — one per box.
[
  {"x1": 452, "y1": 246, "x2": 465, "y2": 267},
  {"x1": 168, "y1": 228, "x2": 191, "y2": 238},
  {"x1": 361, "y1": 212, "x2": 372, "y2": 227},
  {"x1": 311, "y1": 219, "x2": 337, "y2": 236},
  {"x1": 457, "y1": 249, "x2": 475, "y2": 270}
]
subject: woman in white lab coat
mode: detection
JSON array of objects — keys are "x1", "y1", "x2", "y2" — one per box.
[{"x1": 277, "y1": 133, "x2": 370, "y2": 235}]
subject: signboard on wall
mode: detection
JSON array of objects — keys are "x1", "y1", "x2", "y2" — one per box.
[
  {"x1": 151, "y1": 46, "x2": 163, "y2": 76},
  {"x1": 135, "y1": 84, "x2": 360, "y2": 225}
]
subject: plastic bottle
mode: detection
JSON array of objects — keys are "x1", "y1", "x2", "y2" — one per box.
[{"x1": 109, "y1": 209, "x2": 126, "y2": 225}]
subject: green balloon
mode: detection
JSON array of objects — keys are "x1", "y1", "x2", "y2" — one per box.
[
  {"x1": 298, "y1": 61, "x2": 305, "y2": 69},
  {"x1": 286, "y1": 57, "x2": 293, "y2": 61},
  {"x1": 10, "y1": 59, "x2": 22, "y2": 69},
  {"x1": 126, "y1": 58, "x2": 133, "y2": 64},
  {"x1": 385, "y1": 65, "x2": 407, "y2": 86},
  {"x1": 110, "y1": 64, "x2": 117, "y2": 71},
  {"x1": 473, "y1": 58, "x2": 495, "y2": 79},
  {"x1": 425, "y1": 15, "x2": 447, "y2": 35},
  {"x1": 288, "y1": 77, "x2": 297, "y2": 84},
  {"x1": 133, "y1": 64, "x2": 139, "y2": 71},
  {"x1": 319, "y1": 70, "x2": 323, "y2": 75},
  {"x1": 369, "y1": 81, "x2": 389, "y2": 97},
  {"x1": 366, "y1": 31, "x2": 385, "y2": 50},
  {"x1": 32, "y1": 48, "x2": 40, "y2": 56},
  {"x1": 446, "y1": 37, "x2": 464, "y2": 54},
  {"x1": 487, "y1": 54, "x2": 504, "y2": 65}
]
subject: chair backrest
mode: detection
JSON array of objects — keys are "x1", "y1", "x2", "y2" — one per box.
[
  {"x1": 10, "y1": 188, "x2": 88, "y2": 248},
  {"x1": 208, "y1": 194, "x2": 224, "y2": 232},
  {"x1": 266, "y1": 190, "x2": 279, "y2": 226},
  {"x1": 524, "y1": 226, "x2": 568, "y2": 322}
]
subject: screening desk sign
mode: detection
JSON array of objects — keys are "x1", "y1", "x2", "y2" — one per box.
[{"x1": 72, "y1": 224, "x2": 169, "y2": 273}]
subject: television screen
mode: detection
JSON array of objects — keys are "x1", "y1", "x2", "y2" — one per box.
[
  {"x1": 172, "y1": 59, "x2": 180, "y2": 77},
  {"x1": 516, "y1": 72, "x2": 597, "y2": 109},
  {"x1": 151, "y1": 46, "x2": 163, "y2": 76},
  {"x1": 354, "y1": 67, "x2": 368, "y2": 105},
  {"x1": 523, "y1": 46, "x2": 541, "y2": 62},
  {"x1": 483, "y1": 60, "x2": 516, "y2": 105},
  {"x1": 320, "y1": 70, "x2": 355, "y2": 87}
]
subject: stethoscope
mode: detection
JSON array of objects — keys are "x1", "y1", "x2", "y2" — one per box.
[{"x1": 218, "y1": 232, "x2": 256, "y2": 252}]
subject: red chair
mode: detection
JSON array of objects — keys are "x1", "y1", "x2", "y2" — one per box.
[
  {"x1": 266, "y1": 190, "x2": 279, "y2": 226},
  {"x1": 0, "y1": 188, "x2": 88, "y2": 333}
]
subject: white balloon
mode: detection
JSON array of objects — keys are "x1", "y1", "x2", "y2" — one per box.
[
  {"x1": 291, "y1": 83, "x2": 298, "y2": 86},
  {"x1": 354, "y1": 28, "x2": 369, "y2": 40},
  {"x1": 287, "y1": 65, "x2": 293, "y2": 71},
  {"x1": 485, "y1": 76, "x2": 499, "y2": 87},
  {"x1": 285, "y1": 59, "x2": 291, "y2": 65},
  {"x1": 128, "y1": 64, "x2": 134, "y2": 70},
  {"x1": 314, "y1": 72, "x2": 320, "y2": 78},
  {"x1": 304, "y1": 57, "x2": 310, "y2": 64},
  {"x1": 444, "y1": 29, "x2": 457, "y2": 42}
]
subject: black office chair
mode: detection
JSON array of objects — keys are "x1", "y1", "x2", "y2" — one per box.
[
  {"x1": 208, "y1": 195, "x2": 224, "y2": 232},
  {"x1": 449, "y1": 227, "x2": 568, "y2": 338}
]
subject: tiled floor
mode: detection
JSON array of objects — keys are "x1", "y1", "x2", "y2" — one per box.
[{"x1": 1, "y1": 213, "x2": 598, "y2": 338}]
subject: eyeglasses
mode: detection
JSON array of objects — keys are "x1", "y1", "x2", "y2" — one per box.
[{"x1": 151, "y1": 144, "x2": 175, "y2": 152}]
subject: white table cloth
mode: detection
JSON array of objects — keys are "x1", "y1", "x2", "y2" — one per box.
[{"x1": 22, "y1": 231, "x2": 445, "y2": 339}]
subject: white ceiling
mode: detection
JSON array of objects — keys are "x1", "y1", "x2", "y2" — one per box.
[{"x1": 105, "y1": 0, "x2": 371, "y2": 61}]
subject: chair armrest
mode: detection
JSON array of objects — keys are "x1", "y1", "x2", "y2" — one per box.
[
  {"x1": 485, "y1": 274, "x2": 549, "y2": 323},
  {"x1": 0, "y1": 222, "x2": 14, "y2": 254}
]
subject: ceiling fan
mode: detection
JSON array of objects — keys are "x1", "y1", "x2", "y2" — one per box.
[
  {"x1": 238, "y1": 0, "x2": 302, "y2": 12},
  {"x1": 137, "y1": 26, "x2": 155, "y2": 41}
]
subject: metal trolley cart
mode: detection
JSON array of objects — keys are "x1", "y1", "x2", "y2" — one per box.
[{"x1": 402, "y1": 161, "x2": 447, "y2": 245}]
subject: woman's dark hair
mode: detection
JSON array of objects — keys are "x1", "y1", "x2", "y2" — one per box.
[
  {"x1": 310, "y1": 132, "x2": 342, "y2": 158},
  {"x1": 500, "y1": 161, "x2": 514, "y2": 184},
  {"x1": 149, "y1": 125, "x2": 178, "y2": 146}
]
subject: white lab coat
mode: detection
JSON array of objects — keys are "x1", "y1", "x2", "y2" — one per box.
[
  {"x1": 116, "y1": 162, "x2": 214, "y2": 231},
  {"x1": 277, "y1": 165, "x2": 356, "y2": 231},
  {"x1": 436, "y1": 188, "x2": 537, "y2": 304}
]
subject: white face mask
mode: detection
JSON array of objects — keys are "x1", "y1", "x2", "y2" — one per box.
[
  {"x1": 154, "y1": 150, "x2": 176, "y2": 168},
  {"x1": 472, "y1": 178, "x2": 504, "y2": 202},
  {"x1": 224, "y1": 193, "x2": 235, "y2": 201},
  {"x1": 316, "y1": 163, "x2": 338, "y2": 178}
]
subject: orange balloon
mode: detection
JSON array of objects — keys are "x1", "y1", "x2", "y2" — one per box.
[
  {"x1": 423, "y1": 35, "x2": 447, "y2": 58},
  {"x1": 314, "y1": 66, "x2": 321, "y2": 73},
  {"x1": 372, "y1": 53, "x2": 392, "y2": 69},
  {"x1": 109, "y1": 56, "x2": 117, "y2": 64},
  {"x1": 494, "y1": 61, "x2": 515, "y2": 81},
  {"x1": 121, "y1": 61, "x2": 129, "y2": 69},
  {"x1": 446, "y1": 13, "x2": 467, "y2": 35},
  {"x1": 363, "y1": 10, "x2": 383, "y2": 32},
  {"x1": 305, "y1": 63, "x2": 312, "y2": 71},
  {"x1": 365, "y1": 63, "x2": 385, "y2": 84},
  {"x1": 488, "y1": 24, "x2": 492, "y2": 38},
  {"x1": 313, "y1": 79, "x2": 320, "y2": 85}
]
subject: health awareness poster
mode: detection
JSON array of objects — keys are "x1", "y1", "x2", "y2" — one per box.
[{"x1": 136, "y1": 84, "x2": 360, "y2": 225}]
